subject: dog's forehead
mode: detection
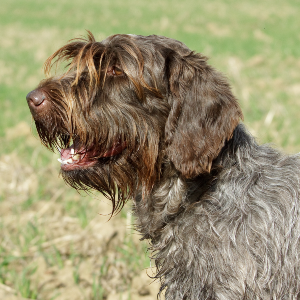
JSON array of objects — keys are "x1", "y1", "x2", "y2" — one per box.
[
  {"x1": 100, "y1": 34, "x2": 191, "y2": 56},
  {"x1": 101, "y1": 34, "x2": 137, "y2": 44}
]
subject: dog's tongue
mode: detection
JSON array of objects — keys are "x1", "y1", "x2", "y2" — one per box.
[
  {"x1": 61, "y1": 144, "x2": 80, "y2": 159},
  {"x1": 60, "y1": 145, "x2": 73, "y2": 160}
]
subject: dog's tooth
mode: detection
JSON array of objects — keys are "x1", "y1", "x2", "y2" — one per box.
[
  {"x1": 66, "y1": 158, "x2": 74, "y2": 164},
  {"x1": 72, "y1": 154, "x2": 80, "y2": 161},
  {"x1": 58, "y1": 158, "x2": 68, "y2": 165},
  {"x1": 71, "y1": 148, "x2": 74, "y2": 155}
]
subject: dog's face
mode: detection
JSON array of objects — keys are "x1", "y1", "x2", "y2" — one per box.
[{"x1": 27, "y1": 32, "x2": 242, "y2": 212}]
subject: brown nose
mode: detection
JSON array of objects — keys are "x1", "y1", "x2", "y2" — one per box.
[{"x1": 26, "y1": 89, "x2": 46, "y2": 107}]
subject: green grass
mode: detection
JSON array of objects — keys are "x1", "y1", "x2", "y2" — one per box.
[{"x1": 0, "y1": 0, "x2": 299, "y2": 299}]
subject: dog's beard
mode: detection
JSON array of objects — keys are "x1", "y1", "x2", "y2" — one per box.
[
  {"x1": 34, "y1": 118, "x2": 163, "y2": 214},
  {"x1": 60, "y1": 146, "x2": 160, "y2": 214}
]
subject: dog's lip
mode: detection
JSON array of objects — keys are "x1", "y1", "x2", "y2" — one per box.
[
  {"x1": 102, "y1": 141, "x2": 127, "y2": 157},
  {"x1": 58, "y1": 140, "x2": 127, "y2": 171}
]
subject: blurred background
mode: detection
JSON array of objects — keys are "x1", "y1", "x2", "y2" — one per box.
[{"x1": 0, "y1": 0, "x2": 299, "y2": 299}]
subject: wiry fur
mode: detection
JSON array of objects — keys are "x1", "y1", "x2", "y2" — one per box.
[
  {"x1": 27, "y1": 32, "x2": 300, "y2": 299},
  {"x1": 136, "y1": 125, "x2": 300, "y2": 299}
]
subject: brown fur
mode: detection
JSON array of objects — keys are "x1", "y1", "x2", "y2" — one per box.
[{"x1": 28, "y1": 32, "x2": 242, "y2": 214}]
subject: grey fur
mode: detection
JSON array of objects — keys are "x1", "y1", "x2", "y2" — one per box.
[{"x1": 134, "y1": 124, "x2": 300, "y2": 299}]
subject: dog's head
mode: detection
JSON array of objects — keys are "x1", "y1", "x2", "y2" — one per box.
[{"x1": 27, "y1": 32, "x2": 242, "y2": 212}]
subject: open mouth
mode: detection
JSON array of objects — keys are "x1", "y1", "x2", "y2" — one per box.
[{"x1": 58, "y1": 140, "x2": 127, "y2": 171}]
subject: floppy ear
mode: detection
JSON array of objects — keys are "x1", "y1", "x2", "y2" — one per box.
[{"x1": 165, "y1": 51, "x2": 243, "y2": 178}]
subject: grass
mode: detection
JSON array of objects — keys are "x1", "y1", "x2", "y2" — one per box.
[{"x1": 0, "y1": 0, "x2": 299, "y2": 299}]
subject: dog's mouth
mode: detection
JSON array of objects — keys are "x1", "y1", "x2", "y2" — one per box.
[{"x1": 58, "y1": 140, "x2": 127, "y2": 171}]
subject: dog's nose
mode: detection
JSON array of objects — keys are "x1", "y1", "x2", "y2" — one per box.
[{"x1": 26, "y1": 89, "x2": 46, "y2": 107}]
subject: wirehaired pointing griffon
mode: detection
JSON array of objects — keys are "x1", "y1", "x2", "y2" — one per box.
[{"x1": 27, "y1": 32, "x2": 300, "y2": 299}]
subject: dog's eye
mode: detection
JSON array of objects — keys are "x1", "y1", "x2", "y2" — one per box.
[
  {"x1": 113, "y1": 66, "x2": 123, "y2": 76},
  {"x1": 107, "y1": 66, "x2": 123, "y2": 76}
]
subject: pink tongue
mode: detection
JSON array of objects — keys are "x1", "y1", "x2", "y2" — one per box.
[
  {"x1": 61, "y1": 146, "x2": 73, "y2": 160},
  {"x1": 60, "y1": 144, "x2": 78, "y2": 160},
  {"x1": 60, "y1": 144, "x2": 87, "y2": 160}
]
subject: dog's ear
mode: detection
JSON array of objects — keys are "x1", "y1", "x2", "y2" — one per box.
[{"x1": 165, "y1": 50, "x2": 243, "y2": 178}]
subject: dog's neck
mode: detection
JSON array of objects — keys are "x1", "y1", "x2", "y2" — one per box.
[
  {"x1": 133, "y1": 124, "x2": 251, "y2": 241},
  {"x1": 133, "y1": 160, "x2": 186, "y2": 240}
]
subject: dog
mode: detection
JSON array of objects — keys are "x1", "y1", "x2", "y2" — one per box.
[{"x1": 26, "y1": 32, "x2": 300, "y2": 299}]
